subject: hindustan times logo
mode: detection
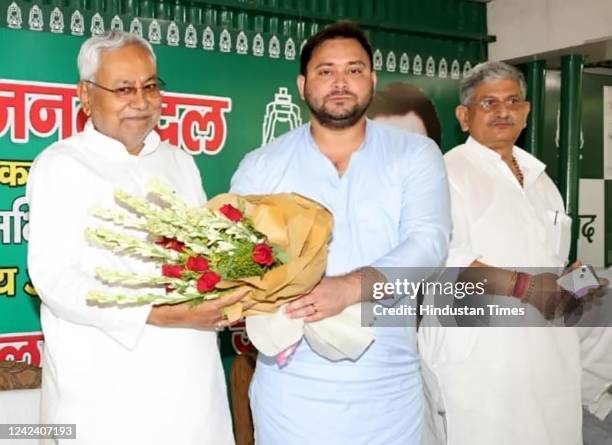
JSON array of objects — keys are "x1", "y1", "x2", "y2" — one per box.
[{"x1": 372, "y1": 279, "x2": 486, "y2": 300}]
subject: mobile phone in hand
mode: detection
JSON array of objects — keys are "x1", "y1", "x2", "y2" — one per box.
[{"x1": 557, "y1": 265, "x2": 600, "y2": 298}]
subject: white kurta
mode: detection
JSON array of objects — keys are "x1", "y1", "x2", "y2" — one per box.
[
  {"x1": 27, "y1": 122, "x2": 234, "y2": 445},
  {"x1": 418, "y1": 137, "x2": 581, "y2": 444},
  {"x1": 578, "y1": 325, "x2": 612, "y2": 420}
]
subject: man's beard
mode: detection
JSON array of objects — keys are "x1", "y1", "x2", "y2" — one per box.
[{"x1": 304, "y1": 87, "x2": 373, "y2": 129}]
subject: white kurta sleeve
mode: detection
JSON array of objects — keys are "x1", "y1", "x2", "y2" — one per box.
[
  {"x1": 445, "y1": 181, "x2": 482, "y2": 267},
  {"x1": 372, "y1": 138, "x2": 451, "y2": 270},
  {"x1": 27, "y1": 151, "x2": 151, "y2": 350}
]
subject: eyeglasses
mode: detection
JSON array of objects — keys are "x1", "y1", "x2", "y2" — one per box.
[
  {"x1": 84, "y1": 78, "x2": 166, "y2": 99},
  {"x1": 474, "y1": 96, "x2": 526, "y2": 112}
]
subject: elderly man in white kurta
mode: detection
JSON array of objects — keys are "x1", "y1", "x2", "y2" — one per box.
[
  {"x1": 27, "y1": 32, "x2": 239, "y2": 444},
  {"x1": 418, "y1": 62, "x2": 582, "y2": 444}
]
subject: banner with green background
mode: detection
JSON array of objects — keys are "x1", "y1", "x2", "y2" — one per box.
[{"x1": 0, "y1": 0, "x2": 482, "y2": 373}]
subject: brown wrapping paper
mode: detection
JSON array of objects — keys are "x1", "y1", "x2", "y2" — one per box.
[{"x1": 206, "y1": 193, "x2": 333, "y2": 322}]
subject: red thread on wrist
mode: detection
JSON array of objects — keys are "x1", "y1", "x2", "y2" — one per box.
[{"x1": 513, "y1": 273, "x2": 529, "y2": 299}]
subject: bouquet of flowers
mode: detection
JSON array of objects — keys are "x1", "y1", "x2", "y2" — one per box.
[{"x1": 86, "y1": 179, "x2": 374, "y2": 361}]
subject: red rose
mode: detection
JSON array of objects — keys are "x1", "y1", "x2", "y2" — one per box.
[
  {"x1": 252, "y1": 243, "x2": 275, "y2": 266},
  {"x1": 186, "y1": 255, "x2": 209, "y2": 272},
  {"x1": 219, "y1": 204, "x2": 243, "y2": 222},
  {"x1": 161, "y1": 264, "x2": 184, "y2": 278},
  {"x1": 156, "y1": 237, "x2": 185, "y2": 252},
  {"x1": 155, "y1": 236, "x2": 170, "y2": 246},
  {"x1": 197, "y1": 271, "x2": 221, "y2": 293},
  {"x1": 169, "y1": 240, "x2": 185, "y2": 252}
]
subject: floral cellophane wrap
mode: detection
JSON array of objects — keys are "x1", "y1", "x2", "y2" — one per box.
[{"x1": 207, "y1": 193, "x2": 374, "y2": 362}]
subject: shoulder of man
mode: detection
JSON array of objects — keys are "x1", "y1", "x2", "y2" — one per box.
[
  {"x1": 443, "y1": 141, "x2": 470, "y2": 162},
  {"x1": 441, "y1": 141, "x2": 474, "y2": 188},
  {"x1": 26, "y1": 133, "x2": 95, "y2": 200},
  {"x1": 230, "y1": 124, "x2": 308, "y2": 193},
  {"x1": 369, "y1": 120, "x2": 441, "y2": 159},
  {"x1": 30, "y1": 131, "x2": 88, "y2": 170},
  {"x1": 239, "y1": 123, "x2": 308, "y2": 166},
  {"x1": 156, "y1": 140, "x2": 197, "y2": 163}
]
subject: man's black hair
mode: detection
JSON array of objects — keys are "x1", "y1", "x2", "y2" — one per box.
[{"x1": 299, "y1": 21, "x2": 373, "y2": 75}]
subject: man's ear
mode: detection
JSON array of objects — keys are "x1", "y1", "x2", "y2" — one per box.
[
  {"x1": 77, "y1": 81, "x2": 91, "y2": 117},
  {"x1": 371, "y1": 70, "x2": 377, "y2": 90},
  {"x1": 455, "y1": 105, "x2": 469, "y2": 132},
  {"x1": 297, "y1": 75, "x2": 306, "y2": 100}
]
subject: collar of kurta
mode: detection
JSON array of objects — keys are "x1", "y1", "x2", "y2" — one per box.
[
  {"x1": 83, "y1": 119, "x2": 161, "y2": 160},
  {"x1": 305, "y1": 118, "x2": 374, "y2": 155},
  {"x1": 465, "y1": 136, "x2": 547, "y2": 189}
]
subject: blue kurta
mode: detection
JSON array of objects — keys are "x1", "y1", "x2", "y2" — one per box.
[{"x1": 231, "y1": 120, "x2": 451, "y2": 445}]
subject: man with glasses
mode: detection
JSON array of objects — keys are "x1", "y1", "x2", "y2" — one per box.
[
  {"x1": 27, "y1": 31, "x2": 237, "y2": 444},
  {"x1": 418, "y1": 61, "x2": 584, "y2": 444}
]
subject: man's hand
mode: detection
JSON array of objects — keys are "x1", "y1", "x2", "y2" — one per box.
[
  {"x1": 563, "y1": 261, "x2": 609, "y2": 304},
  {"x1": 582, "y1": 277, "x2": 610, "y2": 303},
  {"x1": 147, "y1": 290, "x2": 249, "y2": 330},
  {"x1": 284, "y1": 273, "x2": 362, "y2": 323},
  {"x1": 523, "y1": 273, "x2": 578, "y2": 319}
]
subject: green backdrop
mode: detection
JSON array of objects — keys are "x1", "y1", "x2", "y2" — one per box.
[{"x1": 0, "y1": 0, "x2": 483, "y2": 372}]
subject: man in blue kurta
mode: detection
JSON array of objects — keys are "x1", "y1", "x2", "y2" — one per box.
[{"x1": 231, "y1": 21, "x2": 451, "y2": 444}]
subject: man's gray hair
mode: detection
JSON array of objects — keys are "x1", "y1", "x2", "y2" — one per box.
[
  {"x1": 77, "y1": 31, "x2": 156, "y2": 81},
  {"x1": 460, "y1": 61, "x2": 527, "y2": 106}
]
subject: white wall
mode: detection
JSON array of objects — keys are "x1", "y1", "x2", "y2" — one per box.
[{"x1": 488, "y1": 0, "x2": 612, "y2": 61}]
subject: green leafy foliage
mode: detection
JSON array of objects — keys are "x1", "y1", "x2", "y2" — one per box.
[{"x1": 212, "y1": 241, "x2": 270, "y2": 280}]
